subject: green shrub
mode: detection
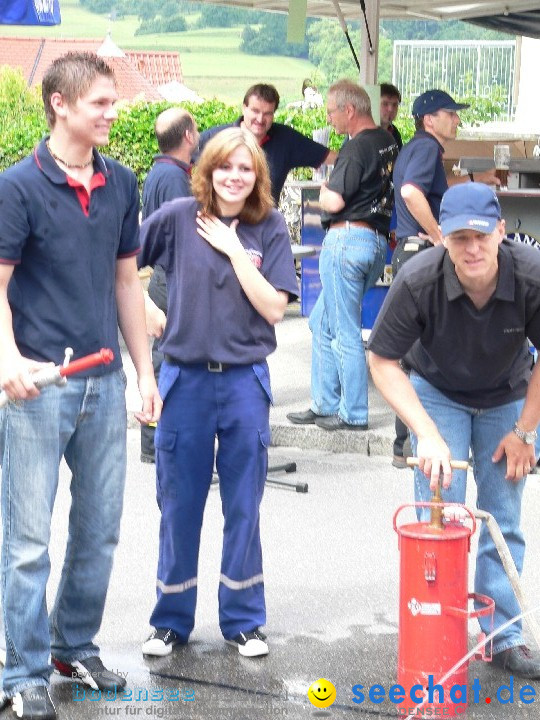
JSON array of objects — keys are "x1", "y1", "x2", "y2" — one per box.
[
  {"x1": 0, "y1": 67, "x2": 509, "y2": 187},
  {"x1": 0, "y1": 67, "x2": 47, "y2": 170}
]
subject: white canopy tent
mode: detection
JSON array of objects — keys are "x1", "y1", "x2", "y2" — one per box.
[{"x1": 195, "y1": 1, "x2": 540, "y2": 84}]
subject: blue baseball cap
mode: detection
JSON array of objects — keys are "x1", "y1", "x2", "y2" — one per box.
[
  {"x1": 440, "y1": 183, "x2": 501, "y2": 237},
  {"x1": 412, "y1": 89, "x2": 469, "y2": 117}
]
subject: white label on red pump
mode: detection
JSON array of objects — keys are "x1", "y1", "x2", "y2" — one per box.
[{"x1": 408, "y1": 598, "x2": 441, "y2": 616}]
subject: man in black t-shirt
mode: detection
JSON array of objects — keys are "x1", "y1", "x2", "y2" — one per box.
[{"x1": 288, "y1": 79, "x2": 397, "y2": 431}]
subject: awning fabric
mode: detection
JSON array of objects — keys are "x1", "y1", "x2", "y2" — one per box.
[{"x1": 469, "y1": 10, "x2": 540, "y2": 39}]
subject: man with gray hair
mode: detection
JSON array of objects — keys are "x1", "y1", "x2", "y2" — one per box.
[
  {"x1": 140, "y1": 107, "x2": 198, "y2": 463},
  {"x1": 288, "y1": 79, "x2": 398, "y2": 431}
]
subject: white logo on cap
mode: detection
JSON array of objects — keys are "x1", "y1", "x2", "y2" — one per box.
[{"x1": 467, "y1": 219, "x2": 490, "y2": 227}]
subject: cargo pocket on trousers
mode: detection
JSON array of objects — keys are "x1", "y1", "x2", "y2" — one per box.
[
  {"x1": 154, "y1": 427, "x2": 178, "y2": 500},
  {"x1": 258, "y1": 429, "x2": 271, "y2": 449}
]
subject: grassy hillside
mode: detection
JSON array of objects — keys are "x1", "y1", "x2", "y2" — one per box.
[{"x1": 0, "y1": 0, "x2": 317, "y2": 104}]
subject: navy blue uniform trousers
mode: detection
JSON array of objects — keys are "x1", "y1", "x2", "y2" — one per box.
[{"x1": 150, "y1": 360, "x2": 271, "y2": 640}]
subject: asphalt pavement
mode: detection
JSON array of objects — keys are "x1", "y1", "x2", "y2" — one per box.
[{"x1": 3, "y1": 306, "x2": 539, "y2": 720}]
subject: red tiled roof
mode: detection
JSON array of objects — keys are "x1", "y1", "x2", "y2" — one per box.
[
  {"x1": 0, "y1": 37, "x2": 170, "y2": 101},
  {"x1": 126, "y1": 51, "x2": 183, "y2": 85}
]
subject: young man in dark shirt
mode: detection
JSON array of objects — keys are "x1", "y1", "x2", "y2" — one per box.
[{"x1": 0, "y1": 52, "x2": 161, "y2": 719}]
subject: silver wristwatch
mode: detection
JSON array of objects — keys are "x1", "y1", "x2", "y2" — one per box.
[{"x1": 513, "y1": 423, "x2": 538, "y2": 445}]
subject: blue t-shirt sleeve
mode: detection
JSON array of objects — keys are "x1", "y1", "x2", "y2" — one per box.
[
  {"x1": 138, "y1": 203, "x2": 173, "y2": 270},
  {"x1": 260, "y1": 211, "x2": 299, "y2": 300},
  {"x1": 401, "y1": 142, "x2": 441, "y2": 195},
  {"x1": 117, "y1": 171, "x2": 141, "y2": 258},
  {"x1": 0, "y1": 176, "x2": 29, "y2": 264}
]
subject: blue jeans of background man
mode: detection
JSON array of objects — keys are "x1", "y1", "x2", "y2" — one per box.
[
  {"x1": 1, "y1": 370, "x2": 127, "y2": 696},
  {"x1": 309, "y1": 226, "x2": 386, "y2": 425},
  {"x1": 150, "y1": 360, "x2": 271, "y2": 641},
  {"x1": 409, "y1": 372, "x2": 531, "y2": 654}
]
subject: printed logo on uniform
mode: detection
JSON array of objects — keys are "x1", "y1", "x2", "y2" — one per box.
[{"x1": 245, "y1": 248, "x2": 263, "y2": 269}]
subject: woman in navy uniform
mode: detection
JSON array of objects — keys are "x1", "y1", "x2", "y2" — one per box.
[{"x1": 138, "y1": 128, "x2": 298, "y2": 658}]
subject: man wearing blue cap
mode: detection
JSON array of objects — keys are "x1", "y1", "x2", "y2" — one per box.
[
  {"x1": 393, "y1": 88, "x2": 498, "y2": 261},
  {"x1": 368, "y1": 182, "x2": 540, "y2": 679},
  {"x1": 390, "y1": 89, "x2": 498, "y2": 468}
]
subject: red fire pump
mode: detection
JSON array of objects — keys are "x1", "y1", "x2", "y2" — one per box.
[{"x1": 393, "y1": 462, "x2": 495, "y2": 717}]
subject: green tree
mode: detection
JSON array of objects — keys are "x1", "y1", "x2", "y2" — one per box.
[
  {"x1": 241, "y1": 14, "x2": 310, "y2": 58},
  {"x1": 196, "y1": 5, "x2": 264, "y2": 28}
]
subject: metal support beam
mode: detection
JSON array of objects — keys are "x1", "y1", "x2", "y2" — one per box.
[{"x1": 359, "y1": 0, "x2": 380, "y2": 85}]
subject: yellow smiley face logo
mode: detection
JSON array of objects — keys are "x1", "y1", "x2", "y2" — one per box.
[{"x1": 307, "y1": 678, "x2": 336, "y2": 708}]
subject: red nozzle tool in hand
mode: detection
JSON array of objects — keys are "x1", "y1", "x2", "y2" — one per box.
[{"x1": 0, "y1": 347, "x2": 114, "y2": 408}]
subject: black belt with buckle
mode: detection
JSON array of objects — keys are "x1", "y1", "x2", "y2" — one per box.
[{"x1": 164, "y1": 355, "x2": 233, "y2": 372}]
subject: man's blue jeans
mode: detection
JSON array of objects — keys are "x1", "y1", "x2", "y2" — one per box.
[
  {"x1": 309, "y1": 226, "x2": 386, "y2": 424},
  {"x1": 1, "y1": 370, "x2": 127, "y2": 695},
  {"x1": 409, "y1": 373, "x2": 531, "y2": 654}
]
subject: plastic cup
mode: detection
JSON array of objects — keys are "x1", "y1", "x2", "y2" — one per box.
[{"x1": 493, "y1": 144, "x2": 510, "y2": 188}]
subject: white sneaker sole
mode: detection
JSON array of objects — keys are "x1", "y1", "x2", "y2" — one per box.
[
  {"x1": 226, "y1": 638, "x2": 269, "y2": 658},
  {"x1": 142, "y1": 639, "x2": 174, "y2": 657}
]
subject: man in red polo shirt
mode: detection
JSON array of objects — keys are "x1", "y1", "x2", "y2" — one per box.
[{"x1": 0, "y1": 52, "x2": 161, "y2": 719}]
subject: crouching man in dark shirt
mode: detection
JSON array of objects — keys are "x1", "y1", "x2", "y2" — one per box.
[{"x1": 368, "y1": 182, "x2": 540, "y2": 680}]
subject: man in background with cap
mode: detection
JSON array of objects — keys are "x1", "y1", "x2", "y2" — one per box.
[
  {"x1": 368, "y1": 182, "x2": 540, "y2": 679},
  {"x1": 390, "y1": 88, "x2": 498, "y2": 468},
  {"x1": 393, "y1": 88, "x2": 499, "y2": 267}
]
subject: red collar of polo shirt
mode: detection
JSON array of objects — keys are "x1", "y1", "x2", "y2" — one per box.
[
  {"x1": 153, "y1": 155, "x2": 192, "y2": 176},
  {"x1": 237, "y1": 116, "x2": 272, "y2": 147},
  {"x1": 65, "y1": 172, "x2": 106, "y2": 216},
  {"x1": 34, "y1": 138, "x2": 108, "y2": 216}
]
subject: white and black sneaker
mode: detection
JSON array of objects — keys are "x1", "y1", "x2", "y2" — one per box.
[
  {"x1": 52, "y1": 656, "x2": 126, "y2": 692},
  {"x1": 11, "y1": 686, "x2": 56, "y2": 719},
  {"x1": 142, "y1": 628, "x2": 182, "y2": 657},
  {"x1": 226, "y1": 628, "x2": 269, "y2": 657}
]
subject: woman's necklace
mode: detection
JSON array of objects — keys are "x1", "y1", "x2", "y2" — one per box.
[{"x1": 46, "y1": 140, "x2": 93, "y2": 169}]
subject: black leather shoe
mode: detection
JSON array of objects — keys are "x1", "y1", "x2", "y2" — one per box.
[
  {"x1": 11, "y1": 687, "x2": 56, "y2": 719},
  {"x1": 315, "y1": 415, "x2": 368, "y2": 431},
  {"x1": 392, "y1": 454, "x2": 409, "y2": 469},
  {"x1": 491, "y1": 645, "x2": 540, "y2": 679},
  {"x1": 286, "y1": 409, "x2": 322, "y2": 425}
]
